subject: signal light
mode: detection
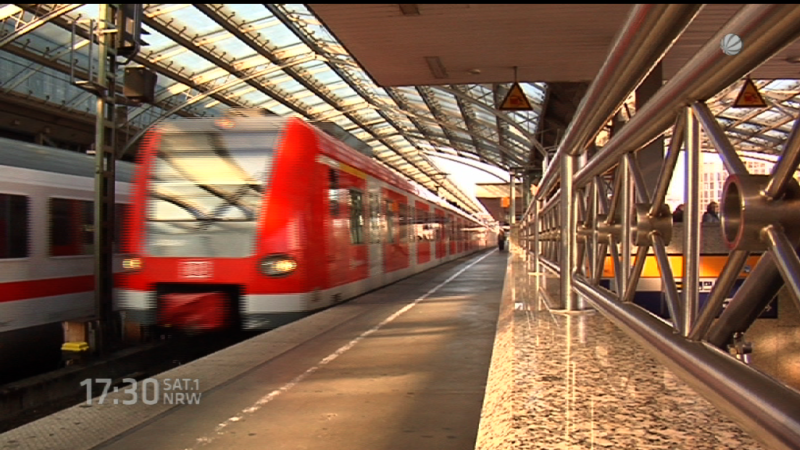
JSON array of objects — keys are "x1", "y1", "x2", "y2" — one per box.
[{"x1": 259, "y1": 255, "x2": 298, "y2": 277}]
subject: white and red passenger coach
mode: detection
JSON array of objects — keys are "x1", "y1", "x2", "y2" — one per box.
[{"x1": 119, "y1": 115, "x2": 491, "y2": 332}]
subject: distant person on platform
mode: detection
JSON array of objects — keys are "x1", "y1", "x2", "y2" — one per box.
[
  {"x1": 497, "y1": 229, "x2": 506, "y2": 252},
  {"x1": 703, "y1": 201, "x2": 721, "y2": 223},
  {"x1": 672, "y1": 204, "x2": 684, "y2": 223}
]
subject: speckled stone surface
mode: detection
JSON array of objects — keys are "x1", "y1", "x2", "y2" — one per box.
[{"x1": 476, "y1": 249, "x2": 765, "y2": 450}]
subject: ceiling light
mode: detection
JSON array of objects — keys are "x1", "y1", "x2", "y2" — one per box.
[
  {"x1": 469, "y1": 68, "x2": 481, "y2": 75},
  {"x1": 425, "y1": 56, "x2": 449, "y2": 79},
  {"x1": 786, "y1": 56, "x2": 800, "y2": 64},
  {"x1": 399, "y1": 4, "x2": 420, "y2": 16}
]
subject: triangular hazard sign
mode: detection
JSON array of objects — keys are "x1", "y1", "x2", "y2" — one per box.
[
  {"x1": 733, "y1": 78, "x2": 767, "y2": 108},
  {"x1": 499, "y1": 82, "x2": 533, "y2": 111}
]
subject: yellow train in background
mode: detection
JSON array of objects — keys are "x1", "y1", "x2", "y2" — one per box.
[{"x1": 599, "y1": 253, "x2": 777, "y2": 319}]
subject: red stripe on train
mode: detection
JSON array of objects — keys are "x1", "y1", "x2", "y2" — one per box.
[{"x1": 0, "y1": 274, "x2": 124, "y2": 303}]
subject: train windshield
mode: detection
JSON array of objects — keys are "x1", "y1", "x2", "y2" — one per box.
[{"x1": 146, "y1": 131, "x2": 279, "y2": 257}]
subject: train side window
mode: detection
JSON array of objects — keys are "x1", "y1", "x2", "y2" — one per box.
[
  {"x1": 398, "y1": 202, "x2": 408, "y2": 244},
  {"x1": 114, "y1": 203, "x2": 129, "y2": 253},
  {"x1": 369, "y1": 193, "x2": 381, "y2": 244},
  {"x1": 328, "y1": 168, "x2": 339, "y2": 217},
  {"x1": 348, "y1": 189, "x2": 364, "y2": 245},
  {"x1": 385, "y1": 199, "x2": 395, "y2": 244},
  {"x1": 50, "y1": 198, "x2": 93, "y2": 256},
  {"x1": 408, "y1": 205, "x2": 415, "y2": 242},
  {"x1": 0, "y1": 193, "x2": 30, "y2": 258}
]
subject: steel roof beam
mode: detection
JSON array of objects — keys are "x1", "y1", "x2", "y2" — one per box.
[
  {"x1": 14, "y1": 5, "x2": 246, "y2": 113},
  {"x1": 0, "y1": 3, "x2": 82, "y2": 49},
  {"x1": 141, "y1": 13, "x2": 311, "y2": 116},
  {"x1": 451, "y1": 84, "x2": 489, "y2": 164},
  {"x1": 265, "y1": 4, "x2": 478, "y2": 212}
]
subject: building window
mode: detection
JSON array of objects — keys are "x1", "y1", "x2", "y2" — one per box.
[
  {"x1": 348, "y1": 189, "x2": 364, "y2": 245},
  {"x1": 0, "y1": 193, "x2": 30, "y2": 258}
]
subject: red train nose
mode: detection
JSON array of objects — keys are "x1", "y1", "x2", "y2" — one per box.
[{"x1": 159, "y1": 292, "x2": 231, "y2": 332}]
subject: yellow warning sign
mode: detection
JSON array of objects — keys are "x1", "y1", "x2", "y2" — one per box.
[
  {"x1": 733, "y1": 78, "x2": 767, "y2": 108},
  {"x1": 499, "y1": 82, "x2": 533, "y2": 111}
]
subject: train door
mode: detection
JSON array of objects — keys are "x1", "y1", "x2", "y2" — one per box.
[
  {"x1": 382, "y1": 189, "x2": 407, "y2": 273},
  {"x1": 416, "y1": 201, "x2": 431, "y2": 264},
  {"x1": 327, "y1": 167, "x2": 348, "y2": 289},
  {"x1": 448, "y1": 214, "x2": 456, "y2": 256},
  {"x1": 342, "y1": 175, "x2": 368, "y2": 284},
  {"x1": 408, "y1": 202, "x2": 417, "y2": 270},
  {"x1": 435, "y1": 209, "x2": 446, "y2": 259},
  {"x1": 367, "y1": 180, "x2": 383, "y2": 283}
]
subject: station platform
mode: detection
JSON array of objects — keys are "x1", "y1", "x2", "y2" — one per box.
[
  {"x1": 0, "y1": 247, "x2": 767, "y2": 450},
  {"x1": 475, "y1": 247, "x2": 765, "y2": 450},
  {"x1": 0, "y1": 249, "x2": 504, "y2": 450}
]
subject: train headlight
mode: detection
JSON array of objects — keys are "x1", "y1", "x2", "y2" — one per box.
[
  {"x1": 123, "y1": 256, "x2": 143, "y2": 271},
  {"x1": 259, "y1": 254, "x2": 297, "y2": 277}
]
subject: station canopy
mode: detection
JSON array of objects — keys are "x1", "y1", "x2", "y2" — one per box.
[{"x1": 2, "y1": 5, "x2": 800, "y2": 214}]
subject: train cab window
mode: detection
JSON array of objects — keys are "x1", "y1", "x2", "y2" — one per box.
[
  {"x1": 50, "y1": 198, "x2": 93, "y2": 256},
  {"x1": 385, "y1": 199, "x2": 395, "y2": 244},
  {"x1": 369, "y1": 193, "x2": 381, "y2": 244},
  {"x1": 0, "y1": 193, "x2": 29, "y2": 258},
  {"x1": 348, "y1": 189, "x2": 364, "y2": 245}
]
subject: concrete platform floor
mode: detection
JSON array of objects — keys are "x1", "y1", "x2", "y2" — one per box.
[{"x1": 1, "y1": 249, "x2": 505, "y2": 450}]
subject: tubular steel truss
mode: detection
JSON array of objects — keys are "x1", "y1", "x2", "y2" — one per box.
[{"x1": 521, "y1": 5, "x2": 800, "y2": 450}]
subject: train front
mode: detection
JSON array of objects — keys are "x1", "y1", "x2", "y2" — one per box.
[{"x1": 118, "y1": 117, "x2": 299, "y2": 334}]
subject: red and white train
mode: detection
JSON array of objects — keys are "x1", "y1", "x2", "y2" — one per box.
[
  {"x1": 0, "y1": 137, "x2": 134, "y2": 381},
  {"x1": 119, "y1": 114, "x2": 491, "y2": 332}
]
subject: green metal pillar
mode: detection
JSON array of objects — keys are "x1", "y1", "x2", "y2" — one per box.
[{"x1": 93, "y1": 3, "x2": 118, "y2": 353}]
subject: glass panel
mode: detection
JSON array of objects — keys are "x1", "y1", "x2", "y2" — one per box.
[
  {"x1": 50, "y1": 198, "x2": 93, "y2": 256},
  {"x1": 0, "y1": 194, "x2": 29, "y2": 258},
  {"x1": 146, "y1": 131, "x2": 279, "y2": 257}
]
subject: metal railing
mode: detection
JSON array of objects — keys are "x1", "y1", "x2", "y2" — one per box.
[{"x1": 520, "y1": 4, "x2": 800, "y2": 450}]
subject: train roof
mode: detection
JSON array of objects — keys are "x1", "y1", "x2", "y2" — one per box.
[
  {"x1": 0, "y1": 136, "x2": 135, "y2": 182},
  {"x1": 152, "y1": 116, "x2": 483, "y2": 223}
]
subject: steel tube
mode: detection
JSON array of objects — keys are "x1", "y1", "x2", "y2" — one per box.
[
  {"x1": 621, "y1": 156, "x2": 633, "y2": 299},
  {"x1": 589, "y1": 181, "x2": 598, "y2": 280},
  {"x1": 605, "y1": 168, "x2": 623, "y2": 225},
  {"x1": 627, "y1": 153, "x2": 650, "y2": 204},
  {"x1": 763, "y1": 225, "x2": 800, "y2": 312},
  {"x1": 623, "y1": 245, "x2": 650, "y2": 303},
  {"x1": 707, "y1": 252, "x2": 784, "y2": 348},
  {"x1": 538, "y1": 4, "x2": 703, "y2": 196},
  {"x1": 683, "y1": 107, "x2": 701, "y2": 336},
  {"x1": 651, "y1": 232, "x2": 683, "y2": 333},
  {"x1": 573, "y1": 274, "x2": 800, "y2": 450},
  {"x1": 650, "y1": 112, "x2": 686, "y2": 216},
  {"x1": 540, "y1": 256, "x2": 560, "y2": 274},
  {"x1": 540, "y1": 189, "x2": 561, "y2": 216},
  {"x1": 593, "y1": 243, "x2": 608, "y2": 285},
  {"x1": 764, "y1": 117, "x2": 800, "y2": 200},
  {"x1": 562, "y1": 154, "x2": 578, "y2": 310},
  {"x1": 574, "y1": 5, "x2": 800, "y2": 189},
  {"x1": 609, "y1": 236, "x2": 623, "y2": 295},
  {"x1": 692, "y1": 101, "x2": 749, "y2": 177},
  {"x1": 688, "y1": 249, "x2": 749, "y2": 341}
]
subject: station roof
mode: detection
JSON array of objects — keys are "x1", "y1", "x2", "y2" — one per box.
[{"x1": 2, "y1": 5, "x2": 800, "y2": 212}]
